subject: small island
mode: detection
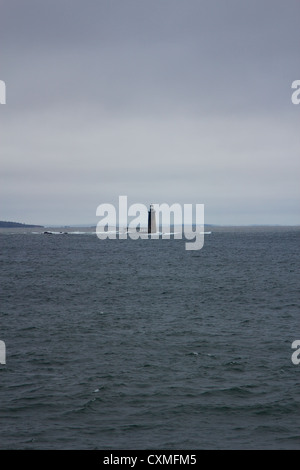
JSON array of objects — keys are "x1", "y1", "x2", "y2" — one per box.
[{"x1": 0, "y1": 221, "x2": 44, "y2": 228}]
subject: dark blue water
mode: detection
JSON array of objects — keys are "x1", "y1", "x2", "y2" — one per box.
[{"x1": 0, "y1": 227, "x2": 299, "y2": 449}]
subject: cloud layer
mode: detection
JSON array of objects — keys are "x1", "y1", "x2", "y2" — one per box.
[{"x1": 1, "y1": 0, "x2": 299, "y2": 225}]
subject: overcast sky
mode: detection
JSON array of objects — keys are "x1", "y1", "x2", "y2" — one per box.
[{"x1": 0, "y1": 0, "x2": 299, "y2": 226}]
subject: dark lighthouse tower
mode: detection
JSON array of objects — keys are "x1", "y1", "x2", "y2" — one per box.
[{"x1": 148, "y1": 204, "x2": 157, "y2": 234}]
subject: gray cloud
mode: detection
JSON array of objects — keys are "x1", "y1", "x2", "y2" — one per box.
[{"x1": 0, "y1": 0, "x2": 299, "y2": 225}]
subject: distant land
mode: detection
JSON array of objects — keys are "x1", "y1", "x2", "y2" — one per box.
[
  {"x1": 1, "y1": 221, "x2": 299, "y2": 230},
  {"x1": 0, "y1": 221, "x2": 44, "y2": 228}
]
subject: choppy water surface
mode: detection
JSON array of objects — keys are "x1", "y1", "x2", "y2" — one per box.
[{"x1": 0, "y1": 227, "x2": 299, "y2": 449}]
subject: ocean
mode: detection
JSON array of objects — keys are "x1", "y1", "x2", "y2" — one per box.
[{"x1": 0, "y1": 226, "x2": 299, "y2": 449}]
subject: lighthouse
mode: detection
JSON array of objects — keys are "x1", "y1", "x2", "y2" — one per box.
[{"x1": 148, "y1": 204, "x2": 157, "y2": 234}]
